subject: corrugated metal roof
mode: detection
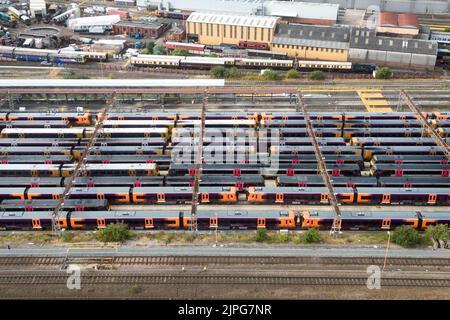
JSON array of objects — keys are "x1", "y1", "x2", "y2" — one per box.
[
  {"x1": 187, "y1": 12, "x2": 278, "y2": 28},
  {"x1": 274, "y1": 24, "x2": 350, "y2": 49},
  {"x1": 398, "y1": 13, "x2": 419, "y2": 28},
  {"x1": 273, "y1": 36, "x2": 349, "y2": 50}
]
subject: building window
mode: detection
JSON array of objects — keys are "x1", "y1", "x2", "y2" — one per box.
[
  {"x1": 223, "y1": 25, "x2": 226, "y2": 38},
  {"x1": 378, "y1": 39, "x2": 382, "y2": 45},
  {"x1": 193, "y1": 23, "x2": 196, "y2": 34},
  {"x1": 402, "y1": 40, "x2": 408, "y2": 48},
  {"x1": 247, "y1": 27, "x2": 250, "y2": 40},
  {"x1": 217, "y1": 24, "x2": 219, "y2": 36},
  {"x1": 389, "y1": 40, "x2": 393, "y2": 46},
  {"x1": 240, "y1": 26, "x2": 243, "y2": 39}
]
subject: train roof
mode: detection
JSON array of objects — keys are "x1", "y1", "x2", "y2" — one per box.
[
  {"x1": 1, "y1": 128, "x2": 85, "y2": 134},
  {"x1": 196, "y1": 210, "x2": 293, "y2": 218},
  {"x1": 0, "y1": 199, "x2": 108, "y2": 209},
  {"x1": 0, "y1": 164, "x2": 61, "y2": 170},
  {"x1": 418, "y1": 212, "x2": 450, "y2": 219},
  {"x1": 26, "y1": 187, "x2": 131, "y2": 194},
  {"x1": 62, "y1": 163, "x2": 157, "y2": 170},
  {"x1": 0, "y1": 211, "x2": 68, "y2": 219},
  {"x1": 69, "y1": 210, "x2": 183, "y2": 219},
  {"x1": 0, "y1": 177, "x2": 62, "y2": 186},
  {"x1": 356, "y1": 187, "x2": 450, "y2": 194},
  {"x1": 0, "y1": 188, "x2": 26, "y2": 194},
  {"x1": 101, "y1": 128, "x2": 168, "y2": 133},
  {"x1": 303, "y1": 210, "x2": 418, "y2": 219},
  {"x1": 103, "y1": 120, "x2": 175, "y2": 126},
  {"x1": 239, "y1": 58, "x2": 292, "y2": 64},
  {"x1": 249, "y1": 187, "x2": 353, "y2": 193}
]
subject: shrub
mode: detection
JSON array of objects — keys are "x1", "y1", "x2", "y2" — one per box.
[
  {"x1": 309, "y1": 70, "x2": 325, "y2": 80},
  {"x1": 152, "y1": 44, "x2": 166, "y2": 55},
  {"x1": 142, "y1": 48, "x2": 150, "y2": 54},
  {"x1": 129, "y1": 285, "x2": 143, "y2": 294},
  {"x1": 261, "y1": 69, "x2": 280, "y2": 81},
  {"x1": 392, "y1": 226, "x2": 420, "y2": 247},
  {"x1": 255, "y1": 228, "x2": 268, "y2": 242},
  {"x1": 224, "y1": 67, "x2": 240, "y2": 78},
  {"x1": 286, "y1": 69, "x2": 299, "y2": 79},
  {"x1": 146, "y1": 41, "x2": 155, "y2": 53},
  {"x1": 210, "y1": 66, "x2": 226, "y2": 78},
  {"x1": 172, "y1": 48, "x2": 189, "y2": 56},
  {"x1": 426, "y1": 224, "x2": 449, "y2": 245},
  {"x1": 63, "y1": 70, "x2": 89, "y2": 79},
  {"x1": 375, "y1": 67, "x2": 393, "y2": 79},
  {"x1": 303, "y1": 228, "x2": 321, "y2": 243},
  {"x1": 96, "y1": 223, "x2": 134, "y2": 243},
  {"x1": 444, "y1": 27, "x2": 450, "y2": 32}
]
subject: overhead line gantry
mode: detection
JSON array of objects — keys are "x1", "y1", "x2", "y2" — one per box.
[
  {"x1": 51, "y1": 92, "x2": 117, "y2": 234},
  {"x1": 296, "y1": 90, "x2": 342, "y2": 234},
  {"x1": 190, "y1": 90, "x2": 208, "y2": 232},
  {"x1": 400, "y1": 90, "x2": 450, "y2": 161}
]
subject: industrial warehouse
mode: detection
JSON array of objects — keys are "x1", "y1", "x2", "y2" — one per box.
[{"x1": 0, "y1": 0, "x2": 449, "y2": 305}]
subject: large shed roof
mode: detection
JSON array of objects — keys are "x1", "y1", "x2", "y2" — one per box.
[{"x1": 187, "y1": 12, "x2": 279, "y2": 29}]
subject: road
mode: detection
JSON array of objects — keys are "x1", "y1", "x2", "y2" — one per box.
[{"x1": 0, "y1": 245, "x2": 449, "y2": 258}]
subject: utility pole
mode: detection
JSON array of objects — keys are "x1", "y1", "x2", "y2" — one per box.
[
  {"x1": 296, "y1": 91, "x2": 342, "y2": 235},
  {"x1": 51, "y1": 92, "x2": 117, "y2": 234},
  {"x1": 190, "y1": 90, "x2": 207, "y2": 232}
]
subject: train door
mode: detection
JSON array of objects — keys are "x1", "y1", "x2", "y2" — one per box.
[
  {"x1": 97, "y1": 193, "x2": 105, "y2": 200},
  {"x1": 201, "y1": 193, "x2": 210, "y2": 203},
  {"x1": 381, "y1": 219, "x2": 391, "y2": 230},
  {"x1": 32, "y1": 218, "x2": 41, "y2": 229},
  {"x1": 210, "y1": 217, "x2": 218, "y2": 229},
  {"x1": 275, "y1": 193, "x2": 284, "y2": 203},
  {"x1": 428, "y1": 194, "x2": 437, "y2": 204},
  {"x1": 97, "y1": 218, "x2": 106, "y2": 229},
  {"x1": 157, "y1": 193, "x2": 165, "y2": 203},
  {"x1": 381, "y1": 194, "x2": 391, "y2": 204},
  {"x1": 257, "y1": 218, "x2": 266, "y2": 229},
  {"x1": 145, "y1": 218, "x2": 154, "y2": 229}
]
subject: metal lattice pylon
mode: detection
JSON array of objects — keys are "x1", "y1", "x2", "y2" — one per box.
[
  {"x1": 190, "y1": 90, "x2": 207, "y2": 232},
  {"x1": 296, "y1": 91, "x2": 342, "y2": 235},
  {"x1": 51, "y1": 92, "x2": 117, "y2": 233}
]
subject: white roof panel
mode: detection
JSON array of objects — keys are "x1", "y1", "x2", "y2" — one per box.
[
  {"x1": 265, "y1": 1, "x2": 339, "y2": 21},
  {"x1": 187, "y1": 12, "x2": 278, "y2": 29},
  {"x1": 0, "y1": 79, "x2": 225, "y2": 88}
]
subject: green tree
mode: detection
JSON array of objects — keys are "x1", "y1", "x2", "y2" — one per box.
[
  {"x1": 302, "y1": 228, "x2": 321, "y2": 243},
  {"x1": 255, "y1": 228, "x2": 268, "y2": 242},
  {"x1": 146, "y1": 41, "x2": 155, "y2": 53},
  {"x1": 426, "y1": 224, "x2": 449, "y2": 247},
  {"x1": 261, "y1": 69, "x2": 280, "y2": 81},
  {"x1": 444, "y1": 27, "x2": 450, "y2": 32},
  {"x1": 153, "y1": 44, "x2": 166, "y2": 55},
  {"x1": 172, "y1": 48, "x2": 189, "y2": 56},
  {"x1": 309, "y1": 70, "x2": 325, "y2": 80},
  {"x1": 63, "y1": 70, "x2": 89, "y2": 79},
  {"x1": 210, "y1": 66, "x2": 226, "y2": 78},
  {"x1": 392, "y1": 226, "x2": 421, "y2": 247},
  {"x1": 375, "y1": 67, "x2": 393, "y2": 79},
  {"x1": 224, "y1": 66, "x2": 240, "y2": 78},
  {"x1": 96, "y1": 223, "x2": 134, "y2": 243},
  {"x1": 286, "y1": 69, "x2": 299, "y2": 79},
  {"x1": 142, "y1": 48, "x2": 150, "y2": 54}
]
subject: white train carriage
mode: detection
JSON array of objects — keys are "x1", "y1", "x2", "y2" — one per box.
[
  {"x1": 296, "y1": 60, "x2": 352, "y2": 71},
  {"x1": 180, "y1": 56, "x2": 235, "y2": 68},
  {"x1": 235, "y1": 58, "x2": 294, "y2": 69},
  {"x1": 130, "y1": 55, "x2": 182, "y2": 67}
]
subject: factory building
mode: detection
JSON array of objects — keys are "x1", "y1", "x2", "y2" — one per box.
[
  {"x1": 271, "y1": 23, "x2": 350, "y2": 61},
  {"x1": 348, "y1": 27, "x2": 438, "y2": 70},
  {"x1": 139, "y1": 0, "x2": 339, "y2": 25},
  {"x1": 113, "y1": 20, "x2": 171, "y2": 38},
  {"x1": 377, "y1": 12, "x2": 420, "y2": 37},
  {"x1": 186, "y1": 12, "x2": 279, "y2": 47},
  {"x1": 29, "y1": 0, "x2": 47, "y2": 18},
  {"x1": 68, "y1": 15, "x2": 122, "y2": 33}
]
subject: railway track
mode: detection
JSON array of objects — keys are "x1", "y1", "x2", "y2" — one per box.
[
  {"x1": 0, "y1": 271, "x2": 449, "y2": 287},
  {"x1": 0, "y1": 255, "x2": 449, "y2": 267}
]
